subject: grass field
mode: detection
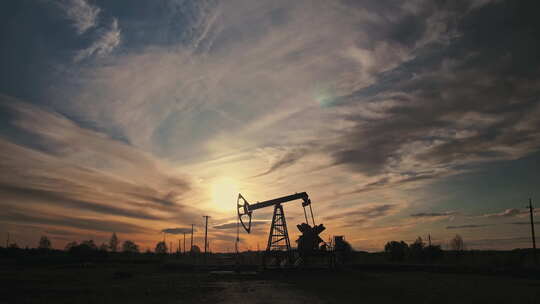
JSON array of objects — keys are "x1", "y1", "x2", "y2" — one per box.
[{"x1": 1, "y1": 257, "x2": 539, "y2": 304}]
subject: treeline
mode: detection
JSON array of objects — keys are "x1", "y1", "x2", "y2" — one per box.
[
  {"x1": 2, "y1": 233, "x2": 201, "y2": 258},
  {"x1": 384, "y1": 236, "x2": 450, "y2": 262}
]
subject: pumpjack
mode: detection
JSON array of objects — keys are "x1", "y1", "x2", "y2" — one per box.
[{"x1": 237, "y1": 192, "x2": 326, "y2": 265}]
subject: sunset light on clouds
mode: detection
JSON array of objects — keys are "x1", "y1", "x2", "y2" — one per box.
[{"x1": 1, "y1": 0, "x2": 539, "y2": 252}]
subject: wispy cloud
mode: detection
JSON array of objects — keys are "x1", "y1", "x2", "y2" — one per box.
[
  {"x1": 0, "y1": 183, "x2": 163, "y2": 220},
  {"x1": 466, "y1": 236, "x2": 533, "y2": 250},
  {"x1": 213, "y1": 220, "x2": 268, "y2": 230},
  {"x1": 2, "y1": 208, "x2": 146, "y2": 234},
  {"x1": 482, "y1": 208, "x2": 526, "y2": 218},
  {"x1": 252, "y1": 147, "x2": 308, "y2": 177},
  {"x1": 411, "y1": 211, "x2": 459, "y2": 217},
  {"x1": 57, "y1": 0, "x2": 101, "y2": 35},
  {"x1": 2, "y1": 0, "x2": 539, "y2": 251},
  {"x1": 0, "y1": 95, "x2": 196, "y2": 242},
  {"x1": 446, "y1": 224, "x2": 491, "y2": 229},
  {"x1": 508, "y1": 221, "x2": 540, "y2": 225},
  {"x1": 75, "y1": 18, "x2": 121, "y2": 62},
  {"x1": 161, "y1": 227, "x2": 194, "y2": 234},
  {"x1": 324, "y1": 204, "x2": 396, "y2": 227}
]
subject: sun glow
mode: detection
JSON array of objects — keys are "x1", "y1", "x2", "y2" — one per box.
[{"x1": 210, "y1": 177, "x2": 239, "y2": 212}]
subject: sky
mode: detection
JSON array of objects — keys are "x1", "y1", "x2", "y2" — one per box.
[{"x1": 1, "y1": 0, "x2": 539, "y2": 252}]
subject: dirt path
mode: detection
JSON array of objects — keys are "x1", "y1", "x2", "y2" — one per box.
[{"x1": 207, "y1": 279, "x2": 325, "y2": 304}]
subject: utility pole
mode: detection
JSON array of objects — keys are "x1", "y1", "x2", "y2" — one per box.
[
  {"x1": 183, "y1": 232, "x2": 186, "y2": 254},
  {"x1": 528, "y1": 198, "x2": 536, "y2": 262},
  {"x1": 190, "y1": 224, "x2": 194, "y2": 254},
  {"x1": 170, "y1": 241, "x2": 172, "y2": 254},
  {"x1": 203, "y1": 216, "x2": 210, "y2": 254},
  {"x1": 428, "y1": 234, "x2": 432, "y2": 247}
]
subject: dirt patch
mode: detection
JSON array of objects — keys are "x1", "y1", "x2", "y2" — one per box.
[{"x1": 210, "y1": 280, "x2": 325, "y2": 304}]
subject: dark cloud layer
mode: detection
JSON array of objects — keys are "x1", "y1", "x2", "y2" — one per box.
[
  {"x1": 446, "y1": 224, "x2": 491, "y2": 229},
  {"x1": 1, "y1": 209, "x2": 145, "y2": 234},
  {"x1": 411, "y1": 211, "x2": 458, "y2": 217},
  {"x1": 0, "y1": 183, "x2": 162, "y2": 221},
  {"x1": 509, "y1": 221, "x2": 540, "y2": 225},
  {"x1": 213, "y1": 220, "x2": 268, "y2": 230},
  {"x1": 324, "y1": 204, "x2": 396, "y2": 226},
  {"x1": 253, "y1": 148, "x2": 308, "y2": 177},
  {"x1": 161, "y1": 227, "x2": 194, "y2": 234},
  {"x1": 483, "y1": 208, "x2": 526, "y2": 218},
  {"x1": 330, "y1": 1, "x2": 540, "y2": 178}
]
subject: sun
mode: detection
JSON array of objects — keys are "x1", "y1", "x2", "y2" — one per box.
[{"x1": 210, "y1": 177, "x2": 239, "y2": 212}]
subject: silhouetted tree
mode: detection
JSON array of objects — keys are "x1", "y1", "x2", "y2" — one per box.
[
  {"x1": 384, "y1": 241, "x2": 409, "y2": 261},
  {"x1": 409, "y1": 237, "x2": 425, "y2": 259},
  {"x1": 8, "y1": 242, "x2": 19, "y2": 249},
  {"x1": 65, "y1": 241, "x2": 78, "y2": 251},
  {"x1": 38, "y1": 236, "x2": 52, "y2": 250},
  {"x1": 109, "y1": 232, "x2": 119, "y2": 252},
  {"x1": 424, "y1": 244, "x2": 443, "y2": 260},
  {"x1": 155, "y1": 241, "x2": 168, "y2": 254},
  {"x1": 450, "y1": 234, "x2": 464, "y2": 251},
  {"x1": 69, "y1": 240, "x2": 99, "y2": 258},
  {"x1": 122, "y1": 240, "x2": 139, "y2": 254},
  {"x1": 81, "y1": 240, "x2": 98, "y2": 250},
  {"x1": 99, "y1": 243, "x2": 109, "y2": 252}
]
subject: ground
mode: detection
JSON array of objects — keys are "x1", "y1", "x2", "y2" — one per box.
[{"x1": 1, "y1": 259, "x2": 539, "y2": 303}]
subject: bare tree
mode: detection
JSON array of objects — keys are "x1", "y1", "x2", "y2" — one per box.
[
  {"x1": 449, "y1": 234, "x2": 464, "y2": 251},
  {"x1": 38, "y1": 236, "x2": 51, "y2": 250}
]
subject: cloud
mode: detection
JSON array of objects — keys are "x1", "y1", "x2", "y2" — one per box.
[
  {"x1": 482, "y1": 208, "x2": 526, "y2": 218},
  {"x1": 213, "y1": 220, "x2": 268, "y2": 230},
  {"x1": 349, "y1": 171, "x2": 449, "y2": 194},
  {"x1": 508, "y1": 221, "x2": 540, "y2": 225},
  {"x1": 0, "y1": 183, "x2": 163, "y2": 220},
  {"x1": 0, "y1": 96, "x2": 196, "y2": 238},
  {"x1": 324, "y1": 204, "x2": 396, "y2": 226},
  {"x1": 446, "y1": 224, "x2": 491, "y2": 229},
  {"x1": 1, "y1": 208, "x2": 146, "y2": 234},
  {"x1": 75, "y1": 18, "x2": 121, "y2": 62},
  {"x1": 161, "y1": 227, "x2": 194, "y2": 234},
  {"x1": 44, "y1": 228, "x2": 77, "y2": 236},
  {"x1": 411, "y1": 211, "x2": 459, "y2": 217},
  {"x1": 465, "y1": 236, "x2": 533, "y2": 250},
  {"x1": 57, "y1": 0, "x2": 101, "y2": 35},
  {"x1": 253, "y1": 147, "x2": 308, "y2": 177},
  {"x1": 328, "y1": 1, "x2": 540, "y2": 179},
  {"x1": 3, "y1": 0, "x2": 539, "y2": 251}
]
